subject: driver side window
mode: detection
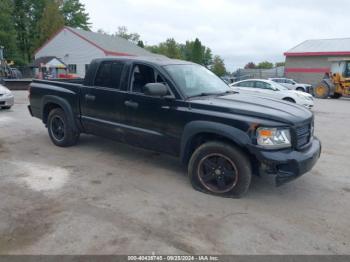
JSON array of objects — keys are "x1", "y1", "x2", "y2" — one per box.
[{"x1": 130, "y1": 64, "x2": 169, "y2": 95}]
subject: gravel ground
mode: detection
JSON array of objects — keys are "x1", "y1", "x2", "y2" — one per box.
[{"x1": 0, "y1": 91, "x2": 349, "y2": 255}]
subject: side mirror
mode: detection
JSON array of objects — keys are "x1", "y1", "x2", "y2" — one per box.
[{"x1": 144, "y1": 83, "x2": 168, "y2": 97}]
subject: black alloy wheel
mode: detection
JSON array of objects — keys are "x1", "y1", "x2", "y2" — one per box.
[{"x1": 197, "y1": 153, "x2": 238, "y2": 194}]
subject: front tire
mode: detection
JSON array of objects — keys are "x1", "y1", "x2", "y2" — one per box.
[
  {"x1": 314, "y1": 82, "x2": 330, "y2": 99},
  {"x1": 47, "y1": 108, "x2": 79, "y2": 147},
  {"x1": 1, "y1": 106, "x2": 12, "y2": 110},
  {"x1": 296, "y1": 87, "x2": 305, "y2": 92},
  {"x1": 188, "y1": 141, "x2": 252, "y2": 198}
]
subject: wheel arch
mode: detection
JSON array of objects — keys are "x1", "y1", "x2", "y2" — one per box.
[
  {"x1": 296, "y1": 86, "x2": 305, "y2": 91},
  {"x1": 42, "y1": 96, "x2": 80, "y2": 133},
  {"x1": 282, "y1": 97, "x2": 296, "y2": 103},
  {"x1": 180, "y1": 121, "x2": 252, "y2": 166}
]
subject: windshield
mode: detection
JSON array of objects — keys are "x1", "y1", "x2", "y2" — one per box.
[
  {"x1": 164, "y1": 64, "x2": 231, "y2": 98},
  {"x1": 270, "y1": 81, "x2": 289, "y2": 91}
]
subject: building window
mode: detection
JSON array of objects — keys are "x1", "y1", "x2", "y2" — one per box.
[{"x1": 68, "y1": 64, "x2": 77, "y2": 74}]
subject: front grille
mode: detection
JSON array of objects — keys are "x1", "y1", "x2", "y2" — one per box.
[{"x1": 295, "y1": 123, "x2": 312, "y2": 148}]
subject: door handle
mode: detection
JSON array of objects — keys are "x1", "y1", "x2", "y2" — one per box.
[
  {"x1": 85, "y1": 94, "x2": 95, "y2": 101},
  {"x1": 124, "y1": 100, "x2": 139, "y2": 109}
]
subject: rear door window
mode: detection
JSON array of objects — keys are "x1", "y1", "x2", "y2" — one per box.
[
  {"x1": 238, "y1": 81, "x2": 255, "y2": 87},
  {"x1": 94, "y1": 62, "x2": 125, "y2": 89}
]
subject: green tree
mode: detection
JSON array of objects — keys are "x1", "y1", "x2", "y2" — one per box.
[
  {"x1": 203, "y1": 47, "x2": 213, "y2": 66},
  {"x1": 137, "y1": 40, "x2": 145, "y2": 48},
  {"x1": 191, "y1": 38, "x2": 203, "y2": 64},
  {"x1": 244, "y1": 62, "x2": 256, "y2": 69},
  {"x1": 0, "y1": 0, "x2": 19, "y2": 62},
  {"x1": 60, "y1": 0, "x2": 91, "y2": 30},
  {"x1": 13, "y1": 0, "x2": 47, "y2": 62},
  {"x1": 275, "y1": 62, "x2": 285, "y2": 67},
  {"x1": 147, "y1": 38, "x2": 182, "y2": 59},
  {"x1": 36, "y1": 0, "x2": 65, "y2": 50},
  {"x1": 116, "y1": 26, "x2": 140, "y2": 44},
  {"x1": 257, "y1": 61, "x2": 273, "y2": 69},
  {"x1": 179, "y1": 39, "x2": 212, "y2": 65},
  {"x1": 160, "y1": 38, "x2": 181, "y2": 59},
  {"x1": 211, "y1": 55, "x2": 227, "y2": 76}
]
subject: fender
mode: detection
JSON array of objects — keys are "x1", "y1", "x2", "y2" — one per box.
[
  {"x1": 41, "y1": 95, "x2": 80, "y2": 133},
  {"x1": 180, "y1": 120, "x2": 251, "y2": 164}
]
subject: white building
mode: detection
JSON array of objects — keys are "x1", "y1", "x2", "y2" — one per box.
[{"x1": 35, "y1": 26, "x2": 157, "y2": 77}]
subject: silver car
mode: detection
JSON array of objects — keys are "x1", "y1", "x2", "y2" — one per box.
[
  {"x1": 0, "y1": 84, "x2": 14, "y2": 109},
  {"x1": 268, "y1": 78, "x2": 312, "y2": 93}
]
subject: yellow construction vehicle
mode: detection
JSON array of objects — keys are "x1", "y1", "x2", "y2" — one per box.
[{"x1": 314, "y1": 60, "x2": 350, "y2": 99}]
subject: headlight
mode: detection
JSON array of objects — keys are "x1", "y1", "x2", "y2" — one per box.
[{"x1": 256, "y1": 127, "x2": 291, "y2": 149}]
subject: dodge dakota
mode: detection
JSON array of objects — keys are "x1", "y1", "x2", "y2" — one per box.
[{"x1": 28, "y1": 57, "x2": 321, "y2": 197}]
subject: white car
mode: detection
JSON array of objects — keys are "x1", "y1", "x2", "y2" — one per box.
[
  {"x1": 230, "y1": 79, "x2": 314, "y2": 109},
  {"x1": 0, "y1": 84, "x2": 14, "y2": 110},
  {"x1": 268, "y1": 78, "x2": 312, "y2": 93}
]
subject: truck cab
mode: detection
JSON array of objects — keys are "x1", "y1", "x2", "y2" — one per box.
[{"x1": 28, "y1": 57, "x2": 322, "y2": 198}]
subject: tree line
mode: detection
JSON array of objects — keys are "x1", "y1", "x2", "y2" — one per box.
[
  {"x1": 100, "y1": 27, "x2": 228, "y2": 77},
  {"x1": 0, "y1": 0, "x2": 227, "y2": 76},
  {"x1": 244, "y1": 61, "x2": 285, "y2": 69},
  {"x1": 0, "y1": 0, "x2": 90, "y2": 65}
]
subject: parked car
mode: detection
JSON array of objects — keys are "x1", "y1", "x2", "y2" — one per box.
[
  {"x1": 28, "y1": 57, "x2": 321, "y2": 198},
  {"x1": 0, "y1": 84, "x2": 14, "y2": 109},
  {"x1": 230, "y1": 79, "x2": 314, "y2": 109},
  {"x1": 269, "y1": 78, "x2": 312, "y2": 93}
]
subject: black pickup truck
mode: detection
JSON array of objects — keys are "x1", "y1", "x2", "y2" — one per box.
[{"x1": 28, "y1": 57, "x2": 321, "y2": 198}]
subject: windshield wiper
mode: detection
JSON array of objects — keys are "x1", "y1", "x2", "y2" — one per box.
[
  {"x1": 217, "y1": 90, "x2": 238, "y2": 96},
  {"x1": 188, "y1": 92, "x2": 221, "y2": 98},
  {"x1": 188, "y1": 90, "x2": 237, "y2": 99}
]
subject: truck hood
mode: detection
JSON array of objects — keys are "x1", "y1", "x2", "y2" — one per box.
[{"x1": 190, "y1": 93, "x2": 313, "y2": 125}]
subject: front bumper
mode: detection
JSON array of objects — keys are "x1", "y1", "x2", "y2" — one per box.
[
  {"x1": 0, "y1": 95, "x2": 14, "y2": 107},
  {"x1": 250, "y1": 137, "x2": 321, "y2": 186}
]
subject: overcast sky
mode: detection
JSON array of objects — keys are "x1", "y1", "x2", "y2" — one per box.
[{"x1": 80, "y1": 0, "x2": 348, "y2": 71}]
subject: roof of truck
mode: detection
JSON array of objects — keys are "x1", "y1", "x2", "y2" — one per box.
[{"x1": 92, "y1": 56, "x2": 196, "y2": 66}]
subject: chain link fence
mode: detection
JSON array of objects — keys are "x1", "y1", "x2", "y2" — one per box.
[{"x1": 233, "y1": 66, "x2": 285, "y2": 82}]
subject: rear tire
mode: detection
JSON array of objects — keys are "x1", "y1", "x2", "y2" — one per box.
[
  {"x1": 188, "y1": 141, "x2": 252, "y2": 198},
  {"x1": 330, "y1": 93, "x2": 342, "y2": 99},
  {"x1": 314, "y1": 82, "x2": 330, "y2": 99},
  {"x1": 47, "y1": 108, "x2": 79, "y2": 147}
]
